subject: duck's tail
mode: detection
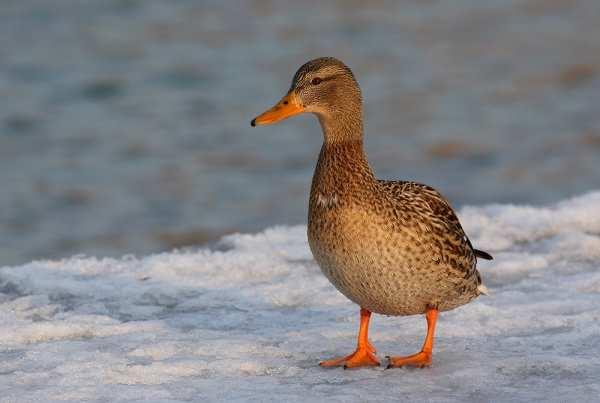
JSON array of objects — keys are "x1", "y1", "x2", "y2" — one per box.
[
  {"x1": 477, "y1": 283, "x2": 490, "y2": 296},
  {"x1": 474, "y1": 249, "x2": 493, "y2": 260}
]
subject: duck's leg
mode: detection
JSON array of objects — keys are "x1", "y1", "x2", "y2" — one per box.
[
  {"x1": 387, "y1": 307, "x2": 438, "y2": 368},
  {"x1": 320, "y1": 308, "x2": 380, "y2": 369}
]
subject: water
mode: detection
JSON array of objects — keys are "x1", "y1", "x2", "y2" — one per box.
[{"x1": 1, "y1": 0, "x2": 600, "y2": 265}]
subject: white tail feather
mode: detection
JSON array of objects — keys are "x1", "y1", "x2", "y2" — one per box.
[{"x1": 477, "y1": 284, "x2": 490, "y2": 296}]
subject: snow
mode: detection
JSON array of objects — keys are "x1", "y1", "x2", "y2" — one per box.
[{"x1": 2, "y1": 192, "x2": 600, "y2": 402}]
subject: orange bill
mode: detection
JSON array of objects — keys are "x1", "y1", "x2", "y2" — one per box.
[{"x1": 251, "y1": 92, "x2": 304, "y2": 126}]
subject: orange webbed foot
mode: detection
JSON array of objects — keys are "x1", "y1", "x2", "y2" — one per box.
[
  {"x1": 387, "y1": 307, "x2": 438, "y2": 369},
  {"x1": 320, "y1": 346, "x2": 380, "y2": 369},
  {"x1": 386, "y1": 351, "x2": 432, "y2": 369},
  {"x1": 320, "y1": 308, "x2": 379, "y2": 369}
]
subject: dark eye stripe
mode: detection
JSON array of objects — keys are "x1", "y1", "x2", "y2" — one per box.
[
  {"x1": 311, "y1": 74, "x2": 340, "y2": 85},
  {"x1": 294, "y1": 74, "x2": 342, "y2": 92},
  {"x1": 320, "y1": 74, "x2": 341, "y2": 83}
]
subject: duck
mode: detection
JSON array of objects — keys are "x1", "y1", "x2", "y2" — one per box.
[{"x1": 251, "y1": 57, "x2": 492, "y2": 369}]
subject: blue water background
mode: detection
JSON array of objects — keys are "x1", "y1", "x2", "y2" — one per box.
[{"x1": 1, "y1": 0, "x2": 600, "y2": 265}]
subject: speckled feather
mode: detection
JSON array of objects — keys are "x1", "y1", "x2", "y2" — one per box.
[{"x1": 297, "y1": 58, "x2": 491, "y2": 316}]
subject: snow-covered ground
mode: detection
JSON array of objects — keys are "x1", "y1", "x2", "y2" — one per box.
[{"x1": 1, "y1": 192, "x2": 600, "y2": 402}]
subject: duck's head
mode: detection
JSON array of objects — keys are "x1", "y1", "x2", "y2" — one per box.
[{"x1": 251, "y1": 57, "x2": 362, "y2": 136}]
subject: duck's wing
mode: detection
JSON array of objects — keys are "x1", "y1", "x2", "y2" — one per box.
[{"x1": 378, "y1": 180, "x2": 493, "y2": 262}]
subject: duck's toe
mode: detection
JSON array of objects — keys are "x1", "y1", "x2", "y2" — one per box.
[
  {"x1": 386, "y1": 352, "x2": 432, "y2": 369},
  {"x1": 320, "y1": 346, "x2": 380, "y2": 369}
]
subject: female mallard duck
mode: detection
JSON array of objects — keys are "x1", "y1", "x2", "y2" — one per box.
[{"x1": 251, "y1": 57, "x2": 492, "y2": 369}]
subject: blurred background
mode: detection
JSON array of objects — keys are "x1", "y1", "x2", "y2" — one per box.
[{"x1": 1, "y1": 0, "x2": 600, "y2": 265}]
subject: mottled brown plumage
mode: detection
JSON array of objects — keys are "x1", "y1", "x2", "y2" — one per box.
[
  {"x1": 308, "y1": 140, "x2": 485, "y2": 315},
  {"x1": 252, "y1": 57, "x2": 492, "y2": 368}
]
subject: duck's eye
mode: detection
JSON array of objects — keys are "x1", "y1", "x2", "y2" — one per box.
[{"x1": 311, "y1": 77, "x2": 323, "y2": 85}]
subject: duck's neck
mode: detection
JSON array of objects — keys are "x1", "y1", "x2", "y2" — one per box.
[
  {"x1": 311, "y1": 135, "x2": 376, "y2": 201},
  {"x1": 310, "y1": 104, "x2": 377, "y2": 205},
  {"x1": 317, "y1": 106, "x2": 363, "y2": 144},
  {"x1": 315, "y1": 108, "x2": 373, "y2": 178}
]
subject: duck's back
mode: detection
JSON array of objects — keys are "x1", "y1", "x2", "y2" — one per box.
[
  {"x1": 378, "y1": 179, "x2": 484, "y2": 294},
  {"x1": 307, "y1": 144, "x2": 486, "y2": 316}
]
